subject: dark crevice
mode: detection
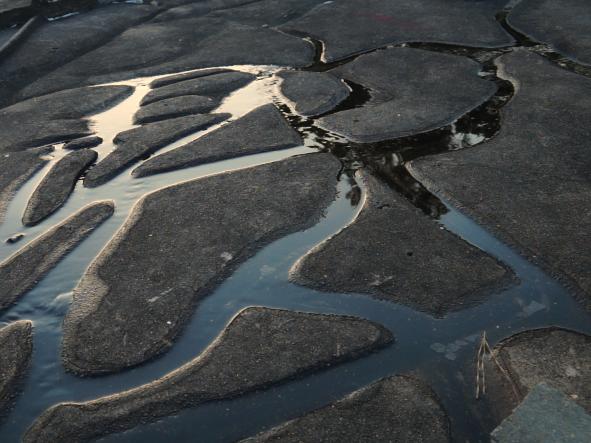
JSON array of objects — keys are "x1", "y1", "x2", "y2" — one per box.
[
  {"x1": 496, "y1": 7, "x2": 591, "y2": 78},
  {"x1": 275, "y1": 36, "x2": 519, "y2": 220},
  {"x1": 315, "y1": 79, "x2": 372, "y2": 118}
]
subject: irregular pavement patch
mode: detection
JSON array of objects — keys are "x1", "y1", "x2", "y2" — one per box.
[
  {"x1": 84, "y1": 113, "x2": 229, "y2": 187},
  {"x1": 63, "y1": 154, "x2": 340, "y2": 374},
  {"x1": 23, "y1": 149, "x2": 97, "y2": 226},
  {"x1": 281, "y1": 0, "x2": 513, "y2": 62},
  {"x1": 0, "y1": 85, "x2": 133, "y2": 153},
  {"x1": 0, "y1": 146, "x2": 52, "y2": 223},
  {"x1": 27, "y1": 307, "x2": 392, "y2": 442},
  {"x1": 508, "y1": 0, "x2": 591, "y2": 66},
  {"x1": 409, "y1": 50, "x2": 591, "y2": 310},
  {"x1": 0, "y1": 201, "x2": 114, "y2": 312},
  {"x1": 278, "y1": 70, "x2": 350, "y2": 117},
  {"x1": 290, "y1": 172, "x2": 514, "y2": 316},
  {"x1": 134, "y1": 104, "x2": 302, "y2": 177},
  {"x1": 0, "y1": 320, "x2": 33, "y2": 419},
  {"x1": 318, "y1": 47, "x2": 497, "y2": 143},
  {"x1": 241, "y1": 375, "x2": 450, "y2": 442}
]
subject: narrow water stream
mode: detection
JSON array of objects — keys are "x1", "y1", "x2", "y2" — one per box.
[{"x1": 0, "y1": 53, "x2": 590, "y2": 443}]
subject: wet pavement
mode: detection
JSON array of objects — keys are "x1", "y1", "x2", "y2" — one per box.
[{"x1": 0, "y1": 0, "x2": 590, "y2": 442}]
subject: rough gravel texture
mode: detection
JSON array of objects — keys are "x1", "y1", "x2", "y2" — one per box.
[
  {"x1": 281, "y1": 0, "x2": 513, "y2": 62},
  {"x1": 0, "y1": 85, "x2": 133, "y2": 153},
  {"x1": 134, "y1": 95, "x2": 218, "y2": 124},
  {"x1": 134, "y1": 104, "x2": 302, "y2": 177},
  {"x1": 290, "y1": 172, "x2": 514, "y2": 316},
  {"x1": 0, "y1": 201, "x2": 114, "y2": 313},
  {"x1": 23, "y1": 149, "x2": 97, "y2": 226},
  {"x1": 0, "y1": 146, "x2": 52, "y2": 223},
  {"x1": 84, "y1": 113, "x2": 229, "y2": 187},
  {"x1": 278, "y1": 70, "x2": 350, "y2": 117},
  {"x1": 242, "y1": 375, "x2": 450, "y2": 443},
  {"x1": 409, "y1": 50, "x2": 591, "y2": 310},
  {"x1": 0, "y1": 3, "x2": 155, "y2": 105},
  {"x1": 318, "y1": 47, "x2": 497, "y2": 143},
  {"x1": 508, "y1": 0, "x2": 591, "y2": 66},
  {"x1": 493, "y1": 328, "x2": 591, "y2": 415},
  {"x1": 0, "y1": 320, "x2": 33, "y2": 419},
  {"x1": 63, "y1": 136, "x2": 103, "y2": 151},
  {"x1": 17, "y1": 17, "x2": 314, "y2": 100},
  {"x1": 141, "y1": 70, "x2": 255, "y2": 106},
  {"x1": 63, "y1": 154, "x2": 340, "y2": 374},
  {"x1": 26, "y1": 307, "x2": 392, "y2": 442}
]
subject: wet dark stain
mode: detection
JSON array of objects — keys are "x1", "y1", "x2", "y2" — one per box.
[{"x1": 6, "y1": 233, "x2": 25, "y2": 244}]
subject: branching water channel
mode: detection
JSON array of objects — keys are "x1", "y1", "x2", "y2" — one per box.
[{"x1": 1, "y1": 30, "x2": 591, "y2": 443}]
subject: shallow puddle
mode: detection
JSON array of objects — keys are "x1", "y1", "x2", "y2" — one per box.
[{"x1": 0, "y1": 57, "x2": 590, "y2": 443}]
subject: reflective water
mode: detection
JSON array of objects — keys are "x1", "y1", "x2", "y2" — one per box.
[{"x1": 0, "y1": 61, "x2": 589, "y2": 443}]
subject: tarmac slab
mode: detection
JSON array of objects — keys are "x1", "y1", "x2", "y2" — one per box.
[
  {"x1": 491, "y1": 383, "x2": 591, "y2": 443},
  {"x1": 318, "y1": 47, "x2": 497, "y2": 143},
  {"x1": 26, "y1": 307, "x2": 392, "y2": 442},
  {"x1": 17, "y1": 17, "x2": 314, "y2": 100},
  {"x1": 0, "y1": 201, "x2": 114, "y2": 313},
  {"x1": 409, "y1": 50, "x2": 591, "y2": 309},
  {"x1": 149, "y1": 68, "x2": 232, "y2": 88},
  {"x1": 0, "y1": 146, "x2": 52, "y2": 223},
  {"x1": 207, "y1": 0, "x2": 325, "y2": 27},
  {"x1": 278, "y1": 70, "x2": 350, "y2": 117},
  {"x1": 0, "y1": 3, "x2": 155, "y2": 105},
  {"x1": 0, "y1": 85, "x2": 133, "y2": 153},
  {"x1": 241, "y1": 375, "x2": 450, "y2": 443},
  {"x1": 508, "y1": 0, "x2": 591, "y2": 66},
  {"x1": 140, "y1": 70, "x2": 255, "y2": 106},
  {"x1": 134, "y1": 95, "x2": 218, "y2": 124},
  {"x1": 23, "y1": 149, "x2": 97, "y2": 226},
  {"x1": 134, "y1": 104, "x2": 302, "y2": 177},
  {"x1": 290, "y1": 172, "x2": 514, "y2": 317},
  {"x1": 281, "y1": 0, "x2": 513, "y2": 62},
  {"x1": 63, "y1": 154, "x2": 340, "y2": 375},
  {"x1": 63, "y1": 136, "x2": 103, "y2": 151},
  {"x1": 84, "y1": 113, "x2": 229, "y2": 187},
  {"x1": 0, "y1": 320, "x2": 33, "y2": 419},
  {"x1": 492, "y1": 328, "x2": 591, "y2": 414},
  {"x1": 0, "y1": 0, "x2": 32, "y2": 28}
]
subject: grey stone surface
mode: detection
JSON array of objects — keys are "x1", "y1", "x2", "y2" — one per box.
[
  {"x1": 63, "y1": 153, "x2": 340, "y2": 374},
  {"x1": 0, "y1": 3, "x2": 155, "y2": 106},
  {"x1": 134, "y1": 95, "x2": 218, "y2": 124},
  {"x1": 492, "y1": 328, "x2": 591, "y2": 414},
  {"x1": 318, "y1": 47, "x2": 497, "y2": 143},
  {"x1": 17, "y1": 17, "x2": 314, "y2": 100},
  {"x1": 409, "y1": 50, "x2": 591, "y2": 309},
  {"x1": 0, "y1": 320, "x2": 33, "y2": 419},
  {"x1": 63, "y1": 136, "x2": 103, "y2": 150},
  {"x1": 140, "y1": 70, "x2": 255, "y2": 106},
  {"x1": 491, "y1": 383, "x2": 591, "y2": 443},
  {"x1": 26, "y1": 307, "x2": 392, "y2": 442},
  {"x1": 242, "y1": 375, "x2": 450, "y2": 443},
  {"x1": 0, "y1": 201, "x2": 114, "y2": 313},
  {"x1": 0, "y1": 146, "x2": 52, "y2": 223},
  {"x1": 149, "y1": 67, "x2": 231, "y2": 88},
  {"x1": 0, "y1": 85, "x2": 133, "y2": 153},
  {"x1": 278, "y1": 70, "x2": 350, "y2": 117},
  {"x1": 281, "y1": 0, "x2": 513, "y2": 62},
  {"x1": 0, "y1": 0, "x2": 31, "y2": 15},
  {"x1": 290, "y1": 172, "x2": 514, "y2": 317},
  {"x1": 207, "y1": 0, "x2": 325, "y2": 27},
  {"x1": 134, "y1": 104, "x2": 302, "y2": 177},
  {"x1": 84, "y1": 113, "x2": 229, "y2": 187},
  {"x1": 22, "y1": 149, "x2": 97, "y2": 226},
  {"x1": 508, "y1": 0, "x2": 591, "y2": 66},
  {"x1": 0, "y1": 0, "x2": 32, "y2": 28}
]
